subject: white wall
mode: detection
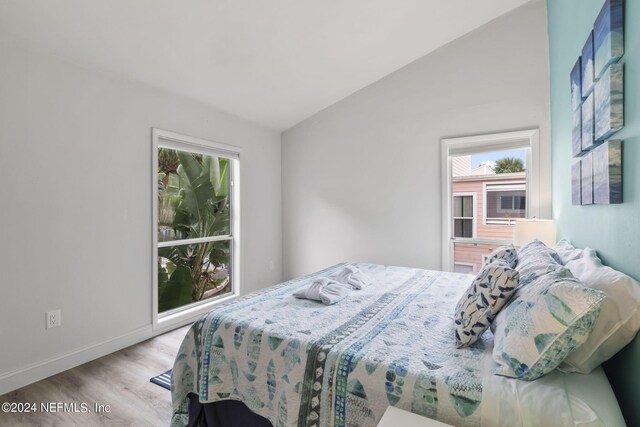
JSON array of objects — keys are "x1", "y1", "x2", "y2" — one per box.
[
  {"x1": 282, "y1": 0, "x2": 551, "y2": 279},
  {"x1": 0, "y1": 42, "x2": 282, "y2": 392}
]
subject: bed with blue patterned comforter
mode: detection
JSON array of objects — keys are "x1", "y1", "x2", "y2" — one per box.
[{"x1": 170, "y1": 263, "x2": 571, "y2": 427}]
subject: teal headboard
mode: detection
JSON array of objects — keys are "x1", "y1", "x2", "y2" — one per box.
[{"x1": 603, "y1": 334, "x2": 640, "y2": 426}]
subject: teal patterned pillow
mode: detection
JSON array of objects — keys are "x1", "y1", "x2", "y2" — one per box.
[
  {"x1": 485, "y1": 244, "x2": 518, "y2": 268},
  {"x1": 492, "y1": 267, "x2": 605, "y2": 380},
  {"x1": 516, "y1": 239, "x2": 563, "y2": 287},
  {"x1": 454, "y1": 260, "x2": 519, "y2": 348}
]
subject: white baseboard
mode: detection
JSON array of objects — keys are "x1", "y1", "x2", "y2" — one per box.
[{"x1": 0, "y1": 325, "x2": 154, "y2": 396}]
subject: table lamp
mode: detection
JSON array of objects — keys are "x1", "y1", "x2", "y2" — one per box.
[{"x1": 513, "y1": 218, "x2": 556, "y2": 247}]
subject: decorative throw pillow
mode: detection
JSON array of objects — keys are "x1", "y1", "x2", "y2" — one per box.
[
  {"x1": 454, "y1": 260, "x2": 519, "y2": 348},
  {"x1": 515, "y1": 239, "x2": 563, "y2": 287},
  {"x1": 485, "y1": 244, "x2": 518, "y2": 268},
  {"x1": 553, "y1": 241, "x2": 640, "y2": 374},
  {"x1": 492, "y1": 267, "x2": 606, "y2": 381}
]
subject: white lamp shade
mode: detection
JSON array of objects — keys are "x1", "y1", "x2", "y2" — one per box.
[{"x1": 513, "y1": 219, "x2": 557, "y2": 247}]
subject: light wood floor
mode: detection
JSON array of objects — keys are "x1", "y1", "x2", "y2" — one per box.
[{"x1": 0, "y1": 325, "x2": 191, "y2": 427}]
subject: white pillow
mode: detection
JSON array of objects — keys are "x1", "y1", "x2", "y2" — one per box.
[
  {"x1": 554, "y1": 240, "x2": 640, "y2": 374},
  {"x1": 553, "y1": 239, "x2": 583, "y2": 263}
]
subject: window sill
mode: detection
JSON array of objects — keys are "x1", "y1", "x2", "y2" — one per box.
[
  {"x1": 484, "y1": 221, "x2": 518, "y2": 226},
  {"x1": 154, "y1": 291, "x2": 239, "y2": 334}
]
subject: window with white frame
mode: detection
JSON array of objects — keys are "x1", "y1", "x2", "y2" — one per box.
[
  {"x1": 452, "y1": 193, "x2": 475, "y2": 238},
  {"x1": 485, "y1": 183, "x2": 526, "y2": 224},
  {"x1": 153, "y1": 129, "x2": 240, "y2": 327},
  {"x1": 441, "y1": 129, "x2": 542, "y2": 273}
]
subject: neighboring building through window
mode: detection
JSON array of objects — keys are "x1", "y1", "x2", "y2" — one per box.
[
  {"x1": 443, "y1": 129, "x2": 540, "y2": 274},
  {"x1": 449, "y1": 150, "x2": 528, "y2": 273}
]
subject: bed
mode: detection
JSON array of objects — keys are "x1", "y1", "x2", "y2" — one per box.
[{"x1": 170, "y1": 261, "x2": 633, "y2": 427}]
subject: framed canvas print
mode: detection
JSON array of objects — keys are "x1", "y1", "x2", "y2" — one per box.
[
  {"x1": 595, "y1": 63, "x2": 624, "y2": 141},
  {"x1": 571, "y1": 57, "x2": 582, "y2": 112},
  {"x1": 572, "y1": 160, "x2": 582, "y2": 206},
  {"x1": 581, "y1": 92, "x2": 595, "y2": 151},
  {"x1": 572, "y1": 109, "x2": 582, "y2": 157},
  {"x1": 593, "y1": 140, "x2": 623, "y2": 204},
  {"x1": 581, "y1": 152, "x2": 593, "y2": 205},
  {"x1": 581, "y1": 31, "x2": 595, "y2": 98},
  {"x1": 594, "y1": 0, "x2": 624, "y2": 80}
]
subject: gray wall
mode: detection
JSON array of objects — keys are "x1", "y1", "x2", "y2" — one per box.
[
  {"x1": 0, "y1": 42, "x2": 282, "y2": 387},
  {"x1": 282, "y1": 0, "x2": 551, "y2": 279}
]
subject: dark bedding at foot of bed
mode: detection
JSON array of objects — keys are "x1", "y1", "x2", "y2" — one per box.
[{"x1": 187, "y1": 394, "x2": 273, "y2": 427}]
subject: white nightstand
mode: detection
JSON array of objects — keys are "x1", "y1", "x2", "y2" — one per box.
[{"x1": 377, "y1": 406, "x2": 454, "y2": 427}]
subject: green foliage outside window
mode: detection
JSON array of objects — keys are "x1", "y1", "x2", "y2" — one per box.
[
  {"x1": 494, "y1": 157, "x2": 524, "y2": 174},
  {"x1": 157, "y1": 148, "x2": 232, "y2": 312}
]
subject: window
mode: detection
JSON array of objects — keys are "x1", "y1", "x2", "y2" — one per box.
[
  {"x1": 152, "y1": 129, "x2": 240, "y2": 329},
  {"x1": 500, "y1": 194, "x2": 526, "y2": 211},
  {"x1": 485, "y1": 183, "x2": 527, "y2": 224},
  {"x1": 453, "y1": 194, "x2": 475, "y2": 238},
  {"x1": 441, "y1": 129, "x2": 541, "y2": 273},
  {"x1": 453, "y1": 263, "x2": 475, "y2": 274}
]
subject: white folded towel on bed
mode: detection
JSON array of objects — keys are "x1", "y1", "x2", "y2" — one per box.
[
  {"x1": 329, "y1": 265, "x2": 373, "y2": 290},
  {"x1": 293, "y1": 278, "x2": 352, "y2": 305}
]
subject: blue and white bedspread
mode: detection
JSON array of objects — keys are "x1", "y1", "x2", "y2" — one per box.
[{"x1": 171, "y1": 263, "x2": 573, "y2": 427}]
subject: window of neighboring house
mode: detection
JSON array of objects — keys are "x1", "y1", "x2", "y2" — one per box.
[
  {"x1": 485, "y1": 183, "x2": 526, "y2": 224},
  {"x1": 152, "y1": 129, "x2": 240, "y2": 330},
  {"x1": 453, "y1": 194, "x2": 475, "y2": 238},
  {"x1": 453, "y1": 263, "x2": 475, "y2": 274}
]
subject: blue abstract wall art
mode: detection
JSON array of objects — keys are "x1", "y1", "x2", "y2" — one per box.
[
  {"x1": 571, "y1": 160, "x2": 582, "y2": 206},
  {"x1": 581, "y1": 31, "x2": 595, "y2": 98},
  {"x1": 571, "y1": 57, "x2": 582, "y2": 111},
  {"x1": 572, "y1": 109, "x2": 582, "y2": 157},
  {"x1": 581, "y1": 92, "x2": 595, "y2": 151},
  {"x1": 594, "y1": 63, "x2": 624, "y2": 141},
  {"x1": 581, "y1": 152, "x2": 594, "y2": 205},
  {"x1": 593, "y1": 140, "x2": 623, "y2": 204},
  {"x1": 594, "y1": 0, "x2": 624, "y2": 79},
  {"x1": 569, "y1": 0, "x2": 625, "y2": 205}
]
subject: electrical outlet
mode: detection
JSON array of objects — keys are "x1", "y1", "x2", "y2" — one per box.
[{"x1": 46, "y1": 310, "x2": 61, "y2": 329}]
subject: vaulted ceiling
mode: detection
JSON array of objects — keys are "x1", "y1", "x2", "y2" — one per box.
[{"x1": 2, "y1": 0, "x2": 532, "y2": 130}]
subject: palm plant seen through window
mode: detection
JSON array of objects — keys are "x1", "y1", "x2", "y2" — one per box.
[{"x1": 157, "y1": 147, "x2": 232, "y2": 313}]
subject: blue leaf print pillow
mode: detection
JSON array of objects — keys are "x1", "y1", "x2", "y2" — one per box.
[
  {"x1": 454, "y1": 259, "x2": 519, "y2": 348},
  {"x1": 515, "y1": 239, "x2": 563, "y2": 287},
  {"x1": 492, "y1": 267, "x2": 606, "y2": 381},
  {"x1": 485, "y1": 244, "x2": 518, "y2": 269}
]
